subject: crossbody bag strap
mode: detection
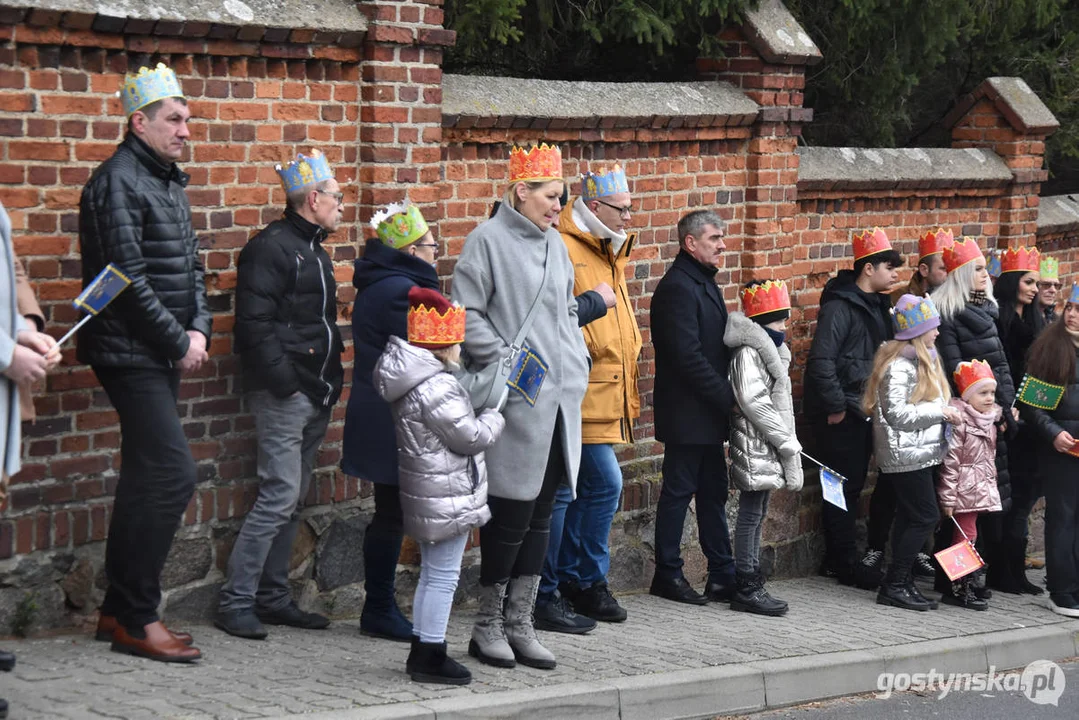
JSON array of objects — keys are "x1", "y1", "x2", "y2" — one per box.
[{"x1": 500, "y1": 234, "x2": 552, "y2": 372}]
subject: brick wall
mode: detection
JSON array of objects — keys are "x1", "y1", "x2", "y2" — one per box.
[{"x1": 0, "y1": 3, "x2": 1076, "y2": 630}]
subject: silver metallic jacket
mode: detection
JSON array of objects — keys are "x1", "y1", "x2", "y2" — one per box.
[
  {"x1": 374, "y1": 336, "x2": 503, "y2": 543},
  {"x1": 870, "y1": 354, "x2": 948, "y2": 474},
  {"x1": 724, "y1": 313, "x2": 803, "y2": 492}
]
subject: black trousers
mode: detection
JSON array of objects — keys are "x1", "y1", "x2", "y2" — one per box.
[
  {"x1": 95, "y1": 367, "x2": 197, "y2": 632},
  {"x1": 884, "y1": 467, "x2": 940, "y2": 584},
  {"x1": 653, "y1": 443, "x2": 734, "y2": 584},
  {"x1": 866, "y1": 471, "x2": 898, "y2": 552},
  {"x1": 1043, "y1": 456, "x2": 1079, "y2": 597},
  {"x1": 1002, "y1": 429, "x2": 1043, "y2": 550},
  {"x1": 816, "y1": 414, "x2": 873, "y2": 566},
  {"x1": 479, "y1": 418, "x2": 563, "y2": 585}
]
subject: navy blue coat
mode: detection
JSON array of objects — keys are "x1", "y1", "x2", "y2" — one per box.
[{"x1": 340, "y1": 239, "x2": 439, "y2": 485}]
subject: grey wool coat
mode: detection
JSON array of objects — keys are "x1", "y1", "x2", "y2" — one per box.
[
  {"x1": 724, "y1": 312, "x2": 803, "y2": 492},
  {"x1": 451, "y1": 202, "x2": 591, "y2": 501},
  {"x1": 374, "y1": 336, "x2": 504, "y2": 543},
  {"x1": 1, "y1": 204, "x2": 29, "y2": 479}
]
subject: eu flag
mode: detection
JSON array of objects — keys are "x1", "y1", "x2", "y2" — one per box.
[
  {"x1": 820, "y1": 467, "x2": 848, "y2": 511},
  {"x1": 74, "y1": 263, "x2": 131, "y2": 315}
]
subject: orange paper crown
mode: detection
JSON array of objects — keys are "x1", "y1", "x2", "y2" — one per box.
[
  {"x1": 509, "y1": 143, "x2": 563, "y2": 184},
  {"x1": 1000, "y1": 246, "x2": 1040, "y2": 274},
  {"x1": 740, "y1": 280, "x2": 791, "y2": 318},
  {"x1": 919, "y1": 228, "x2": 954, "y2": 261},
  {"x1": 954, "y1": 359, "x2": 996, "y2": 398},
  {"x1": 853, "y1": 228, "x2": 892, "y2": 261},
  {"x1": 943, "y1": 237, "x2": 983, "y2": 273},
  {"x1": 407, "y1": 287, "x2": 466, "y2": 349}
]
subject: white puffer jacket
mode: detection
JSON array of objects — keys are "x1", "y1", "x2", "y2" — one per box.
[
  {"x1": 871, "y1": 354, "x2": 948, "y2": 474},
  {"x1": 724, "y1": 312, "x2": 803, "y2": 492},
  {"x1": 374, "y1": 336, "x2": 504, "y2": 543}
]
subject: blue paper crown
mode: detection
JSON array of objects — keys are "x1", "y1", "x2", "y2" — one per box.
[
  {"x1": 121, "y1": 63, "x2": 184, "y2": 117},
  {"x1": 581, "y1": 164, "x2": 630, "y2": 202},
  {"x1": 1069, "y1": 284, "x2": 1079, "y2": 304},
  {"x1": 986, "y1": 251, "x2": 1002, "y2": 279},
  {"x1": 276, "y1": 151, "x2": 334, "y2": 192}
]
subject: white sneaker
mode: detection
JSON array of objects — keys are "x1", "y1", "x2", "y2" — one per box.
[{"x1": 1047, "y1": 595, "x2": 1079, "y2": 618}]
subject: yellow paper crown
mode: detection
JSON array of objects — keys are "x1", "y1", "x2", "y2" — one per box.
[
  {"x1": 509, "y1": 143, "x2": 563, "y2": 183},
  {"x1": 276, "y1": 150, "x2": 334, "y2": 193},
  {"x1": 371, "y1": 203, "x2": 429, "y2": 249},
  {"x1": 121, "y1": 63, "x2": 184, "y2": 117}
]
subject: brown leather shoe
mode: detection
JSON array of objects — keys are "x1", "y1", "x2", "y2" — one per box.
[
  {"x1": 110, "y1": 622, "x2": 201, "y2": 663},
  {"x1": 96, "y1": 615, "x2": 193, "y2": 646}
]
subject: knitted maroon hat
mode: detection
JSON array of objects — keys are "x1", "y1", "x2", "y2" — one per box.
[{"x1": 407, "y1": 286, "x2": 465, "y2": 349}]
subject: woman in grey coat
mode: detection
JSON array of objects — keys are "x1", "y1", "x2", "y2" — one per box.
[
  {"x1": 725, "y1": 282, "x2": 803, "y2": 617},
  {"x1": 450, "y1": 144, "x2": 590, "y2": 670},
  {"x1": 374, "y1": 287, "x2": 505, "y2": 685}
]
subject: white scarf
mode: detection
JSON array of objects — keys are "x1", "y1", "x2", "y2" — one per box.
[{"x1": 572, "y1": 196, "x2": 627, "y2": 256}]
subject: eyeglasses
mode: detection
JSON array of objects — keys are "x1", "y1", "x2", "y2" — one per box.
[
  {"x1": 1038, "y1": 281, "x2": 1062, "y2": 290},
  {"x1": 413, "y1": 242, "x2": 439, "y2": 251},
  {"x1": 595, "y1": 199, "x2": 633, "y2": 217},
  {"x1": 316, "y1": 190, "x2": 344, "y2": 204}
]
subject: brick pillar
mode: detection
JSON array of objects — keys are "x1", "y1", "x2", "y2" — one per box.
[
  {"x1": 948, "y1": 77, "x2": 1059, "y2": 250},
  {"x1": 357, "y1": 1, "x2": 452, "y2": 246}
]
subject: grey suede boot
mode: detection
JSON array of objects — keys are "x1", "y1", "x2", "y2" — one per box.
[
  {"x1": 504, "y1": 575, "x2": 556, "y2": 669},
  {"x1": 468, "y1": 582, "x2": 516, "y2": 668}
]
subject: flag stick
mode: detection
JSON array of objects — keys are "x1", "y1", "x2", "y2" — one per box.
[
  {"x1": 800, "y1": 451, "x2": 848, "y2": 484},
  {"x1": 56, "y1": 314, "x2": 92, "y2": 347}
]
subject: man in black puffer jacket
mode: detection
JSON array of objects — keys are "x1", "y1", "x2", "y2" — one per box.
[
  {"x1": 805, "y1": 229, "x2": 900, "y2": 587},
  {"x1": 79, "y1": 65, "x2": 209, "y2": 662},
  {"x1": 216, "y1": 150, "x2": 344, "y2": 640}
]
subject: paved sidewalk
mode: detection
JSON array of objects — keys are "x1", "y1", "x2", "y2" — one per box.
[{"x1": 2, "y1": 570, "x2": 1077, "y2": 719}]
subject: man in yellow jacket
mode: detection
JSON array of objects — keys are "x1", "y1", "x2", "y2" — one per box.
[{"x1": 534, "y1": 165, "x2": 641, "y2": 632}]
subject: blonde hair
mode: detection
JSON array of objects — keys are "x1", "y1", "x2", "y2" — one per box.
[
  {"x1": 503, "y1": 180, "x2": 563, "y2": 212},
  {"x1": 430, "y1": 344, "x2": 461, "y2": 367},
  {"x1": 862, "y1": 336, "x2": 952, "y2": 416},
  {"x1": 930, "y1": 259, "x2": 996, "y2": 319}
]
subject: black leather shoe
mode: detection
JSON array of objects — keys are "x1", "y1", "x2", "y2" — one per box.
[
  {"x1": 573, "y1": 582, "x2": 627, "y2": 622},
  {"x1": 1, "y1": 696, "x2": 8, "y2": 719},
  {"x1": 704, "y1": 578, "x2": 735, "y2": 602},
  {"x1": 650, "y1": 576, "x2": 708, "y2": 605},
  {"x1": 558, "y1": 580, "x2": 583, "y2": 605},
  {"x1": 534, "y1": 595, "x2": 596, "y2": 634},
  {"x1": 214, "y1": 610, "x2": 268, "y2": 640},
  {"x1": 257, "y1": 603, "x2": 330, "y2": 630},
  {"x1": 0, "y1": 650, "x2": 13, "y2": 672},
  {"x1": 876, "y1": 582, "x2": 933, "y2": 611}
]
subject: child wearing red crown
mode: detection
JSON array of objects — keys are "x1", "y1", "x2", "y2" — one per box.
[
  {"x1": 723, "y1": 280, "x2": 803, "y2": 616},
  {"x1": 1020, "y1": 285, "x2": 1079, "y2": 617},
  {"x1": 937, "y1": 361, "x2": 1002, "y2": 610},
  {"x1": 373, "y1": 287, "x2": 506, "y2": 684},
  {"x1": 863, "y1": 294, "x2": 962, "y2": 611}
]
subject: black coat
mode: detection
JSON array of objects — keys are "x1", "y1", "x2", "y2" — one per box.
[
  {"x1": 340, "y1": 239, "x2": 439, "y2": 485},
  {"x1": 937, "y1": 301, "x2": 1016, "y2": 511},
  {"x1": 234, "y1": 211, "x2": 344, "y2": 408},
  {"x1": 804, "y1": 270, "x2": 893, "y2": 419},
  {"x1": 1021, "y1": 346, "x2": 1079, "y2": 476},
  {"x1": 77, "y1": 134, "x2": 212, "y2": 368},
  {"x1": 650, "y1": 250, "x2": 734, "y2": 445},
  {"x1": 998, "y1": 309, "x2": 1043, "y2": 488}
]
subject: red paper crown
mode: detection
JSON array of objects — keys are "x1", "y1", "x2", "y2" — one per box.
[
  {"x1": 740, "y1": 280, "x2": 791, "y2": 318},
  {"x1": 1000, "y1": 246, "x2": 1040, "y2": 274},
  {"x1": 509, "y1": 143, "x2": 563, "y2": 184},
  {"x1": 407, "y1": 287, "x2": 466, "y2": 349},
  {"x1": 919, "y1": 228, "x2": 954, "y2": 261},
  {"x1": 954, "y1": 359, "x2": 996, "y2": 398},
  {"x1": 943, "y1": 237, "x2": 982, "y2": 273},
  {"x1": 853, "y1": 228, "x2": 892, "y2": 261}
]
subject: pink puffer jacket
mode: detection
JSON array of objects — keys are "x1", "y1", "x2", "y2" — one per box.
[{"x1": 938, "y1": 398, "x2": 1003, "y2": 513}]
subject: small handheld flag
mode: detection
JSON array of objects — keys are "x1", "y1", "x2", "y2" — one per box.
[
  {"x1": 58, "y1": 263, "x2": 132, "y2": 345},
  {"x1": 934, "y1": 516, "x2": 985, "y2": 581},
  {"x1": 801, "y1": 452, "x2": 848, "y2": 511},
  {"x1": 1015, "y1": 374, "x2": 1066, "y2": 411}
]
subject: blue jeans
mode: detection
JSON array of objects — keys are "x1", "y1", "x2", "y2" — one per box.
[
  {"x1": 538, "y1": 443, "x2": 623, "y2": 602},
  {"x1": 413, "y1": 532, "x2": 468, "y2": 643}
]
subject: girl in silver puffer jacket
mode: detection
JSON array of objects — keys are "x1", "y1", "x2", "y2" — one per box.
[
  {"x1": 863, "y1": 294, "x2": 962, "y2": 612},
  {"x1": 724, "y1": 280, "x2": 803, "y2": 617},
  {"x1": 374, "y1": 287, "x2": 505, "y2": 686}
]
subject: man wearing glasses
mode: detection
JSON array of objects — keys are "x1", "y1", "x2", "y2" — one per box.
[
  {"x1": 217, "y1": 150, "x2": 344, "y2": 639},
  {"x1": 1038, "y1": 256, "x2": 1062, "y2": 324},
  {"x1": 534, "y1": 165, "x2": 639, "y2": 633}
]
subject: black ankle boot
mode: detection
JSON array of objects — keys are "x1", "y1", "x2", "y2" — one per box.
[
  {"x1": 970, "y1": 567, "x2": 992, "y2": 599},
  {"x1": 409, "y1": 641, "x2": 472, "y2": 685},
  {"x1": 877, "y1": 579, "x2": 933, "y2": 611},
  {"x1": 904, "y1": 572, "x2": 938, "y2": 610},
  {"x1": 730, "y1": 571, "x2": 788, "y2": 616},
  {"x1": 941, "y1": 577, "x2": 988, "y2": 610},
  {"x1": 1013, "y1": 547, "x2": 1044, "y2": 595},
  {"x1": 405, "y1": 635, "x2": 421, "y2": 674}
]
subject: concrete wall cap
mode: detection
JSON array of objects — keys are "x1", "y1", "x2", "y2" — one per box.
[
  {"x1": 945, "y1": 76, "x2": 1059, "y2": 135},
  {"x1": 741, "y1": 0, "x2": 822, "y2": 66},
  {"x1": 797, "y1": 146, "x2": 1013, "y2": 190},
  {"x1": 442, "y1": 74, "x2": 759, "y2": 128},
  {"x1": 1037, "y1": 194, "x2": 1079, "y2": 234},
  {"x1": 4, "y1": 0, "x2": 368, "y2": 33}
]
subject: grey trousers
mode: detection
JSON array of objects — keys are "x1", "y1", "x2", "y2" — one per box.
[
  {"x1": 219, "y1": 391, "x2": 330, "y2": 613},
  {"x1": 735, "y1": 489, "x2": 770, "y2": 575}
]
